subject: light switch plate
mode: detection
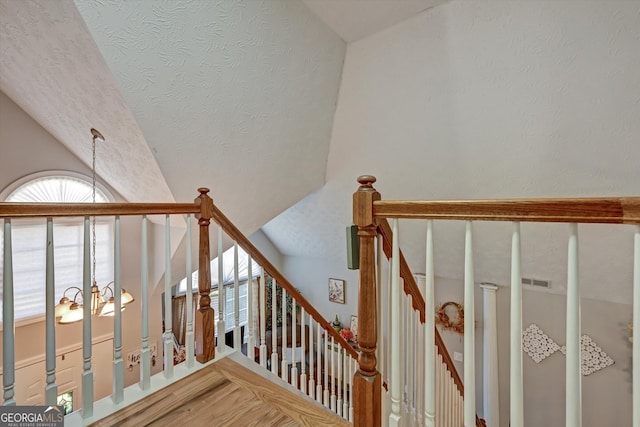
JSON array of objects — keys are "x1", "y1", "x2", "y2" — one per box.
[{"x1": 453, "y1": 351, "x2": 463, "y2": 362}]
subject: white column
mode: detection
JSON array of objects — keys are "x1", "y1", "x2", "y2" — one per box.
[
  {"x1": 481, "y1": 283, "x2": 500, "y2": 427},
  {"x1": 566, "y1": 223, "x2": 581, "y2": 427}
]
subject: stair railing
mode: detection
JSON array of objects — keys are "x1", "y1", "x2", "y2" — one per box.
[
  {"x1": 209, "y1": 201, "x2": 360, "y2": 422},
  {"x1": 1, "y1": 189, "x2": 217, "y2": 425},
  {"x1": 352, "y1": 175, "x2": 640, "y2": 427}
]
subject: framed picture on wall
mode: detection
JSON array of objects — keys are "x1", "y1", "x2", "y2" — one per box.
[
  {"x1": 350, "y1": 315, "x2": 358, "y2": 340},
  {"x1": 328, "y1": 278, "x2": 345, "y2": 304}
]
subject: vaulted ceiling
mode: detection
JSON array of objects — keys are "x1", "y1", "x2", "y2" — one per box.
[{"x1": 1, "y1": 0, "x2": 638, "y2": 304}]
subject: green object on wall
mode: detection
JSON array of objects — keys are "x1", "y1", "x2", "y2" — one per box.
[{"x1": 346, "y1": 225, "x2": 360, "y2": 270}]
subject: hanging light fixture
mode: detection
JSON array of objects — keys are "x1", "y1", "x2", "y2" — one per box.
[{"x1": 56, "y1": 129, "x2": 134, "y2": 324}]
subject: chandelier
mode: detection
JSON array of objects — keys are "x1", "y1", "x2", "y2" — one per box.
[{"x1": 55, "y1": 129, "x2": 134, "y2": 324}]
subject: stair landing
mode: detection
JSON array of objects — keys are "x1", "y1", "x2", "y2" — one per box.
[{"x1": 90, "y1": 352, "x2": 350, "y2": 427}]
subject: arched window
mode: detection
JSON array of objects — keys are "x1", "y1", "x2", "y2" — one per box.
[{"x1": 0, "y1": 172, "x2": 114, "y2": 324}]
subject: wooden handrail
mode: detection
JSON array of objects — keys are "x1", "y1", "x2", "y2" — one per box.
[
  {"x1": 0, "y1": 202, "x2": 200, "y2": 218},
  {"x1": 377, "y1": 219, "x2": 425, "y2": 323},
  {"x1": 209, "y1": 204, "x2": 359, "y2": 360},
  {"x1": 374, "y1": 197, "x2": 640, "y2": 224}
]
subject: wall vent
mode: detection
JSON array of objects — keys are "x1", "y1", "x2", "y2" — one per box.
[{"x1": 522, "y1": 277, "x2": 551, "y2": 288}]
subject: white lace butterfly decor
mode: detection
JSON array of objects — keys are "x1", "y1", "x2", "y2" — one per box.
[{"x1": 522, "y1": 324, "x2": 560, "y2": 363}]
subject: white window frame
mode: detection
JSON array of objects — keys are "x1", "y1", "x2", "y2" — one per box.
[{"x1": 0, "y1": 171, "x2": 115, "y2": 328}]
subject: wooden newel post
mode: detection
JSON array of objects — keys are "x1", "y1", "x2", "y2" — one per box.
[
  {"x1": 195, "y1": 188, "x2": 215, "y2": 363},
  {"x1": 353, "y1": 175, "x2": 382, "y2": 427}
]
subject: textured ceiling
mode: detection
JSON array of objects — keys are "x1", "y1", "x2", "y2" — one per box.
[
  {"x1": 301, "y1": 0, "x2": 449, "y2": 42},
  {"x1": 74, "y1": 0, "x2": 346, "y2": 235},
  {"x1": 0, "y1": 0, "x2": 173, "y2": 204}
]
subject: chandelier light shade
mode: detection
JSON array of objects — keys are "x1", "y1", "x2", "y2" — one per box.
[{"x1": 54, "y1": 129, "x2": 135, "y2": 324}]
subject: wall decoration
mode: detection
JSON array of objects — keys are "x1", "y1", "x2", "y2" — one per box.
[
  {"x1": 329, "y1": 278, "x2": 345, "y2": 304},
  {"x1": 522, "y1": 324, "x2": 560, "y2": 363},
  {"x1": 559, "y1": 335, "x2": 615, "y2": 376},
  {"x1": 436, "y1": 301, "x2": 464, "y2": 334},
  {"x1": 350, "y1": 315, "x2": 358, "y2": 341},
  {"x1": 522, "y1": 324, "x2": 615, "y2": 375}
]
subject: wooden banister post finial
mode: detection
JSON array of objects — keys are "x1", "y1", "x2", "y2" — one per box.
[
  {"x1": 353, "y1": 175, "x2": 382, "y2": 427},
  {"x1": 194, "y1": 187, "x2": 215, "y2": 363}
]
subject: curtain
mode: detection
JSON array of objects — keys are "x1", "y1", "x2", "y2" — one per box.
[{"x1": 172, "y1": 293, "x2": 198, "y2": 346}]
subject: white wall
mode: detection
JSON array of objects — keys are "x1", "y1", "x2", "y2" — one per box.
[{"x1": 282, "y1": 254, "x2": 359, "y2": 330}]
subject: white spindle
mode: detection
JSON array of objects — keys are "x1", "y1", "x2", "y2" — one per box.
[
  {"x1": 415, "y1": 310, "x2": 423, "y2": 426},
  {"x1": 377, "y1": 234, "x2": 384, "y2": 378},
  {"x1": 247, "y1": 254, "x2": 255, "y2": 360},
  {"x1": 308, "y1": 315, "x2": 315, "y2": 399},
  {"x1": 45, "y1": 218, "x2": 57, "y2": 405},
  {"x1": 218, "y1": 225, "x2": 225, "y2": 353},
  {"x1": 233, "y1": 242, "x2": 241, "y2": 351},
  {"x1": 301, "y1": 307, "x2": 307, "y2": 394},
  {"x1": 292, "y1": 300, "x2": 298, "y2": 389},
  {"x1": 390, "y1": 219, "x2": 402, "y2": 427},
  {"x1": 271, "y1": 279, "x2": 279, "y2": 375},
  {"x1": 140, "y1": 216, "x2": 151, "y2": 389},
  {"x1": 407, "y1": 294, "x2": 415, "y2": 422},
  {"x1": 324, "y1": 330, "x2": 330, "y2": 407},
  {"x1": 163, "y1": 215, "x2": 174, "y2": 379},
  {"x1": 113, "y1": 216, "x2": 124, "y2": 403},
  {"x1": 342, "y1": 350, "x2": 349, "y2": 419},
  {"x1": 281, "y1": 287, "x2": 289, "y2": 383},
  {"x1": 566, "y1": 223, "x2": 582, "y2": 427},
  {"x1": 510, "y1": 222, "x2": 523, "y2": 427},
  {"x1": 463, "y1": 221, "x2": 476, "y2": 427},
  {"x1": 318, "y1": 322, "x2": 324, "y2": 404},
  {"x1": 425, "y1": 221, "x2": 436, "y2": 427},
  {"x1": 349, "y1": 355, "x2": 355, "y2": 422},
  {"x1": 633, "y1": 226, "x2": 640, "y2": 427},
  {"x1": 185, "y1": 215, "x2": 194, "y2": 368},
  {"x1": 336, "y1": 346, "x2": 343, "y2": 417},
  {"x1": 260, "y1": 268, "x2": 267, "y2": 367},
  {"x1": 331, "y1": 336, "x2": 337, "y2": 412},
  {"x1": 82, "y1": 217, "x2": 94, "y2": 417},
  {"x1": 2, "y1": 219, "x2": 15, "y2": 406}
]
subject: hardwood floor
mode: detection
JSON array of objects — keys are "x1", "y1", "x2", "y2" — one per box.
[{"x1": 90, "y1": 353, "x2": 350, "y2": 427}]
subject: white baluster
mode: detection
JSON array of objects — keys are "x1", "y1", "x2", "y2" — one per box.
[
  {"x1": 247, "y1": 254, "x2": 255, "y2": 360},
  {"x1": 317, "y1": 322, "x2": 324, "y2": 404},
  {"x1": 300, "y1": 307, "x2": 307, "y2": 394},
  {"x1": 331, "y1": 336, "x2": 337, "y2": 412},
  {"x1": 566, "y1": 223, "x2": 582, "y2": 427},
  {"x1": 342, "y1": 350, "x2": 349, "y2": 420},
  {"x1": 324, "y1": 330, "x2": 330, "y2": 407},
  {"x1": 390, "y1": 219, "x2": 402, "y2": 427},
  {"x1": 233, "y1": 242, "x2": 241, "y2": 351},
  {"x1": 407, "y1": 294, "x2": 414, "y2": 423},
  {"x1": 464, "y1": 221, "x2": 476, "y2": 427},
  {"x1": 292, "y1": 300, "x2": 298, "y2": 389},
  {"x1": 281, "y1": 287, "x2": 289, "y2": 383},
  {"x1": 217, "y1": 225, "x2": 225, "y2": 353},
  {"x1": 349, "y1": 355, "x2": 355, "y2": 422},
  {"x1": 113, "y1": 216, "x2": 124, "y2": 403},
  {"x1": 45, "y1": 218, "x2": 57, "y2": 405},
  {"x1": 377, "y1": 234, "x2": 384, "y2": 380},
  {"x1": 633, "y1": 226, "x2": 640, "y2": 427},
  {"x1": 140, "y1": 216, "x2": 151, "y2": 389},
  {"x1": 415, "y1": 310, "x2": 423, "y2": 427},
  {"x1": 2, "y1": 219, "x2": 15, "y2": 406},
  {"x1": 271, "y1": 279, "x2": 279, "y2": 375},
  {"x1": 425, "y1": 221, "x2": 436, "y2": 427},
  {"x1": 337, "y1": 346, "x2": 343, "y2": 417},
  {"x1": 163, "y1": 215, "x2": 174, "y2": 379},
  {"x1": 401, "y1": 294, "x2": 407, "y2": 417},
  {"x1": 82, "y1": 217, "x2": 94, "y2": 417},
  {"x1": 260, "y1": 268, "x2": 267, "y2": 367},
  {"x1": 185, "y1": 215, "x2": 194, "y2": 368},
  {"x1": 308, "y1": 314, "x2": 315, "y2": 399},
  {"x1": 510, "y1": 222, "x2": 523, "y2": 427}
]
